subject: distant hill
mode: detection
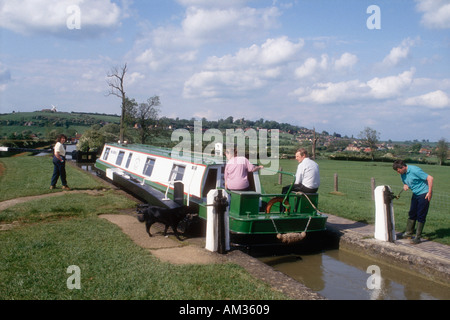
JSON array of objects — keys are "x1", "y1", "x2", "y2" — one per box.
[{"x1": 0, "y1": 111, "x2": 121, "y2": 139}]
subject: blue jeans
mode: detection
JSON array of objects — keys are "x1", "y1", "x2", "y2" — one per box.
[
  {"x1": 51, "y1": 156, "x2": 67, "y2": 187},
  {"x1": 409, "y1": 193, "x2": 430, "y2": 223}
]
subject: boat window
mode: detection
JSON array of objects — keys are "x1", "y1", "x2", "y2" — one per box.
[
  {"x1": 202, "y1": 168, "x2": 217, "y2": 197},
  {"x1": 103, "y1": 147, "x2": 110, "y2": 160},
  {"x1": 125, "y1": 153, "x2": 133, "y2": 169},
  {"x1": 169, "y1": 164, "x2": 185, "y2": 182},
  {"x1": 116, "y1": 151, "x2": 125, "y2": 166},
  {"x1": 143, "y1": 158, "x2": 156, "y2": 177}
]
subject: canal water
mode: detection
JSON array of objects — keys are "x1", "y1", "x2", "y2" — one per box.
[{"x1": 259, "y1": 247, "x2": 450, "y2": 300}]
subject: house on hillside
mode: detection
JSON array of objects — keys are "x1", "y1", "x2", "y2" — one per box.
[
  {"x1": 419, "y1": 148, "x2": 432, "y2": 156},
  {"x1": 345, "y1": 144, "x2": 361, "y2": 152}
]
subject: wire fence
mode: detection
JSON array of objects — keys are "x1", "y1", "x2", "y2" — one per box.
[{"x1": 319, "y1": 174, "x2": 449, "y2": 213}]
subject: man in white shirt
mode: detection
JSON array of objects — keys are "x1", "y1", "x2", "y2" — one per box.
[{"x1": 282, "y1": 148, "x2": 320, "y2": 194}]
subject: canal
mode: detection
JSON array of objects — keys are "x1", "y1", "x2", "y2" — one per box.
[{"x1": 257, "y1": 245, "x2": 449, "y2": 300}]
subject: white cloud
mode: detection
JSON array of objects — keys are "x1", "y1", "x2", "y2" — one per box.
[
  {"x1": 367, "y1": 69, "x2": 415, "y2": 99},
  {"x1": 295, "y1": 54, "x2": 328, "y2": 78},
  {"x1": 381, "y1": 38, "x2": 418, "y2": 67},
  {"x1": 128, "y1": 72, "x2": 145, "y2": 85},
  {"x1": 296, "y1": 79, "x2": 367, "y2": 104},
  {"x1": 184, "y1": 37, "x2": 303, "y2": 98},
  {"x1": 129, "y1": 1, "x2": 281, "y2": 73},
  {"x1": 0, "y1": 0, "x2": 121, "y2": 36},
  {"x1": 416, "y1": 0, "x2": 450, "y2": 29},
  {"x1": 181, "y1": 6, "x2": 280, "y2": 44},
  {"x1": 295, "y1": 69, "x2": 415, "y2": 104},
  {"x1": 404, "y1": 90, "x2": 450, "y2": 109},
  {"x1": 206, "y1": 36, "x2": 303, "y2": 69},
  {"x1": 295, "y1": 52, "x2": 357, "y2": 79},
  {"x1": 334, "y1": 52, "x2": 358, "y2": 70}
]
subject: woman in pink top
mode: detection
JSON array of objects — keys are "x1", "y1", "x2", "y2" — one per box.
[{"x1": 224, "y1": 148, "x2": 263, "y2": 191}]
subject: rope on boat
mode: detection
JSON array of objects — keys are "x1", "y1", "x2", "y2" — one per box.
[
  {"x1": 276, "y1": 192, "x2": 328, "y2": 244},
  {"x1": 277, "y1": 216, "x2": 311, "y2": 244},
  {"x1": 270, "y1": 218, "x2": 280, "y2": 234},
  {"x1": 294, "y1": 191, "x2": 326, "y2": 216}
]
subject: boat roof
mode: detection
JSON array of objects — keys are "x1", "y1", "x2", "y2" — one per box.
[{"x1": 106, "y1": 143, "x2": 225, "y2": 166}]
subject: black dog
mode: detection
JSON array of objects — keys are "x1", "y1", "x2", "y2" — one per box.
[{"x1": 137, "y1": 205, "x2": 196, "y2": 240}]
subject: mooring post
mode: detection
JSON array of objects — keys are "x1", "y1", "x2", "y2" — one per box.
[
  {"x1": 334, "y1": 173, "x2": 338, "y2": 192},
  {"x1": 371, "y1": 177, "x2": 376, "y2": 200},
  {"x1": 213, "y1": 190, "x2": 228, "y2": 254}
]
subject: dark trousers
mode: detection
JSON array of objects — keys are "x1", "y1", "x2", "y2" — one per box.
[
  {"x1": 409, "y1": 193, "x2": 430, "y2": 223},
  {"x1": 282, "y1": 183, "x2": 318, "y2": 194},
  {"x1": 51, "y1": 156, "x2": 67, "y2": 187}
]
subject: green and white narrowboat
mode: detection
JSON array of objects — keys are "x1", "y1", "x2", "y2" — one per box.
[{"x1": 95, "y1": 143, "x2": 327, "y2": 237}]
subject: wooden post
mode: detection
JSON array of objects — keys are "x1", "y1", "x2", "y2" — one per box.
[
  {"x1": 334, "y1": 173, "x2": 338, "y2": 192},
  {"x1": 278, "y1": 167, "x2": 283, "y2": 185},
  {"x1": 371, "y1": 177, "x2": 376, "y2": 200}
]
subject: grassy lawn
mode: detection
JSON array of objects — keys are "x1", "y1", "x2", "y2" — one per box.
[
  {"x1": 0, "y1": 155, "x2": 288, "y2": 300},
  {"x1": 261, "y1": 159, "x2": 450, "y2": 245},
  {"x1": 0, "y1": 218, "x2": 286, "y2": 299},
  {"x1": 0, "y1": 155, "x2": 104, "y2": 202}
]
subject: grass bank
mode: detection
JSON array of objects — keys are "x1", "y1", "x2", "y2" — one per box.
[{"x1": 0, "y1": 155, "x2": 288, "y2": 300}]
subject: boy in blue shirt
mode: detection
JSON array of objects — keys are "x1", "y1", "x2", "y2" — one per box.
[{"x1": 393, "y1": 160, "x2": 434, "y2": 244}]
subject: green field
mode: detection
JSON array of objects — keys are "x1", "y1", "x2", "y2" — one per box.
[{"x1": 0, "y1": 111, "x2": 120, "y2": 139}]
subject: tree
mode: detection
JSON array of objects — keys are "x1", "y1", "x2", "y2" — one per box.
[
  {"x1": 311, "y1": 127, "x2": 318, "y2": 159},
  {"x1": 435, "y1": 138, "x2": 449, "y2": 165},
  {"x1": 76, "y1": 128, "x2": 105, "y2": 153},
  {"x1": 132, "y1": 96, "x2": 161, "y2": 144},
  {"x1": 358, "y1": 127, "x2": 380, "y2": 160},
  {"x1": 106, "y1": 63, "x2": 128, "y2": 143}
]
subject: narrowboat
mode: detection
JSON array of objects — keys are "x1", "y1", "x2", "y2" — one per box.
[{"x1": 94, "y1": 143, "x2": 327, "y2": 238}]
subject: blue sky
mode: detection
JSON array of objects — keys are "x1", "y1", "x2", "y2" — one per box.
[{"x1": 0, "y1": 0, "x2": 449, "y2": 142}]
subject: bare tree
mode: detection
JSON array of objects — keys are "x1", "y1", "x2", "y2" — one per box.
[
  {"x1": 106, "y1": 63, "x2": 127, "y2": 143},
  {"x1": 358, "y1": 127, "x2": 380, "y2": 160}
]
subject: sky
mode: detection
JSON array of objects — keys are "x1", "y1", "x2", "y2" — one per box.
[{"x1": 0, "y1": 0, "x2": 449, "y2": 142}]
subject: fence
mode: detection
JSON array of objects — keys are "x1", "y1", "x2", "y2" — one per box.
[{"x1": 318, "y1": 173, "x2": 449, "y2": 213}]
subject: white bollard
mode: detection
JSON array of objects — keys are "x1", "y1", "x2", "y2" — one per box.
[
  {"x1": 205, "y1": 189, "x2": 230, "y2": 252},
  {"x1": 374, "y1": 185, "x2": 396, "y2": 242}
]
